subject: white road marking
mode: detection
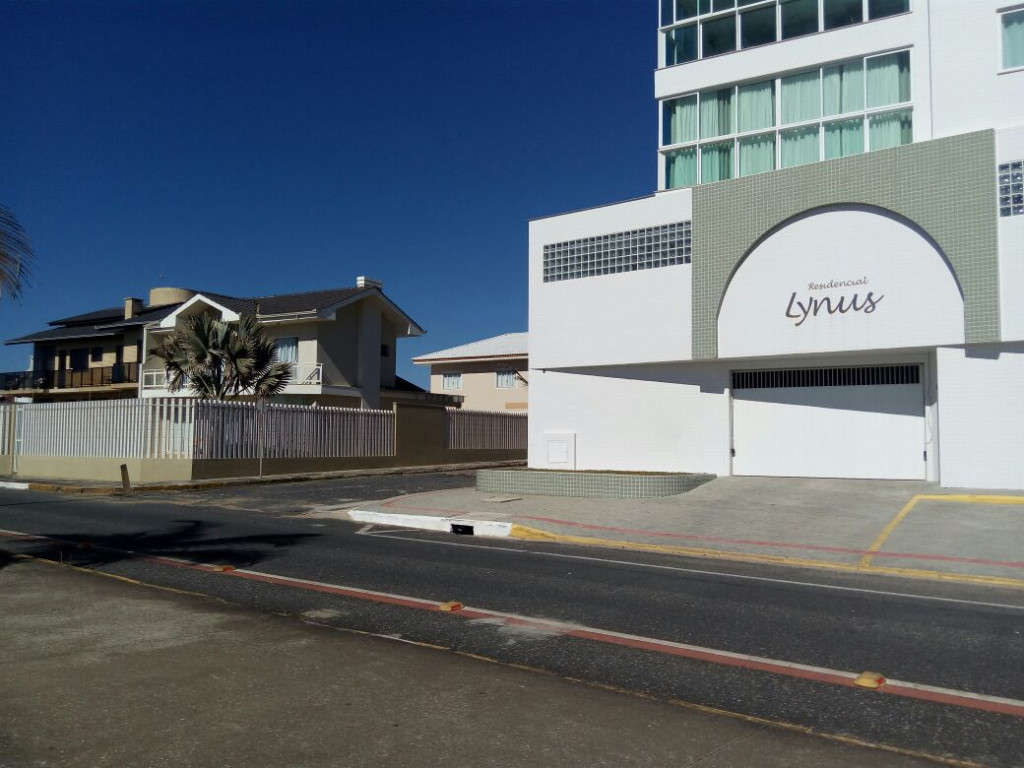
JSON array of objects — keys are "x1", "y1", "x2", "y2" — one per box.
[{"x1": 355, "y1": 526, "x2": 1024, "y2": 612}]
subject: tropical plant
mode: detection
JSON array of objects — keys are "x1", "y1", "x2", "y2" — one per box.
[
  {"x1": 150, "y1": 313, "x2": 293, "y2": 400},
  {"x1": 0, "y1": 204, "x2": 35, "y2": 300}
]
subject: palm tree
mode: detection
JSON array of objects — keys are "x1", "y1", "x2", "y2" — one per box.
[
  {"x1": 0, "y1": 204, "x2": 35, "y2": 300},
  {"x1": 150, "y1": 313, "x2": 293, "y2": 400}
]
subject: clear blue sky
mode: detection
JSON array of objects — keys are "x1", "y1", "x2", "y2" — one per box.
[{"x1": 1, "y1": 0, "x2": 655, "y2": 387}]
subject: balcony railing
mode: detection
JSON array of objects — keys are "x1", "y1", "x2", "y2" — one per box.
[
  {"x1": 142, "y1": 362, "x2": 324, "y2": 390},
  {"x1": 0, "y1": 363, "x2": 139, "y2": 391}
]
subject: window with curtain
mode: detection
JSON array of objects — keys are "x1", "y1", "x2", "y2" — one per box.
[
  {"x1": 1003, "y1": 10, "x2": 1024, "y2": 70},
  {"x1": 496, "y1": 370, "x2": 517, "y2": 389},
  {"x1": 823, "y1": 0, "x2": 862, "y2": 30},
  {"x1": 666, "y1": 147, "x2": 698, "y2": 189},
  {"x1": 666, "y1": 24, "x2": 698, "y2": 65},
  {"x1": 739, "y1": 134, "x2": 776, "y2": 176},
  {"x1": 823, "y1": 60, "x2": 864, "y2": 116},
  {"x1": 677, "y1": 0, "x2": 700, "y2": 20},
  {"x1": 701, "y1": 141, "x2": 734, "y2": 182},
  {"x1": 442, "y1": 372, "x2": 462, "y2": 390},
  {"x1": 738, "y1": 81, "x2": 774, "y2": 132},
  {"x1": 702, "y1": 14, "x2": 737, "y2": 57},
  {"x1": 781, "y1": 0, "x2": 818, "y2": 40},
  {"x1": 275, "y1": 337, "x2": 298, "y2": 363},
  {"x1": 661, "y1": 0, "x2": 675, "y2": 26},
  {"x1": 664, "y1": 95, "x2": 698, "y2": 145},
  {"x1": 869, "y1": 109, "x2": 912, "y2": 150},
  {"x1": 781, "y1": 70, "x2": 821, "y2": 124},
  {"x1": 824, "y1": 119, "x2": 864, "y2": 159},
  {"x1": 740, "y1": 5, "x2": 776, "y2": 49},
  {"x1": 868, "y1": 0, "x2": 908, "y2": 20},
  {"x1": 780, "y1": 126, "x2": 820, "y2": 168},
  {"x1": 700, "y1": 88, "x2": 734, "y2": 138},
  {"x1": 866, "y1": 51, "x2": 911, "y2": 108}
]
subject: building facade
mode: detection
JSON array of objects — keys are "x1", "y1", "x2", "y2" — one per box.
[
  {"x1": 529, "y1": 0, "x2": 1024, "y2": 489},
  {"x1": 413, "y1": 333, "x2": 528, "y2": 411}
]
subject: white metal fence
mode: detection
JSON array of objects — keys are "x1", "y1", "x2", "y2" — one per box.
[
  {"x1": 446, "y1": 408, "x2": 527, "y2": 450},
  {"x1": 0, "y1": 404, "x2": 11, "y2": 455},
  {"x1": 16, "y1": 399, "x2": 196, "y2": 459},
  {"x1": 193, "y1": 401, "x2": 394, "y2": 460}
]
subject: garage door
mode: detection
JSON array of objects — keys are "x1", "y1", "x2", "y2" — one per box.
[{"x1": 731, "y1": 365, "x2": 925, "y2": 480}]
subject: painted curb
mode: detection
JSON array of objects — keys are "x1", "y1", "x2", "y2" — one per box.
[{"x1": 348, "y1": 509, "x2": 512, "y2": 538}]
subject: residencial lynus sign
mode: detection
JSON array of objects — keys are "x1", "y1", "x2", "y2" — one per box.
[{"x1": 717, "y1": 206, "x2": 964, "y2": 358}]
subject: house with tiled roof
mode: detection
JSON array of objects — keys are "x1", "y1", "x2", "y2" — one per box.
[
  {"x1": 5, "y1": 277, "x2": 453, "y2": 409},
  {"x1": 413, "y1": 332, "x2": 527, "y2": 412}
]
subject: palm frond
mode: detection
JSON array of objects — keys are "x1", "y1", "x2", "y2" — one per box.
[{"x1": 0, "y1": 205, "x2": 36, "y2": 301}]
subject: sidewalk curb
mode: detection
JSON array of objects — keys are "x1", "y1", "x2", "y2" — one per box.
[
  {"x1": 0, "y1": 461, "x2": 525, "y2": 496},
  {"x1": 348, "y1": 509, "x2": 513, "y2": 538}
]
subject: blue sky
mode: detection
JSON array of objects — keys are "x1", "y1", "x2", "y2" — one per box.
[{"x1": 1, "y1": 0, "x2": 655, "y2": 387}]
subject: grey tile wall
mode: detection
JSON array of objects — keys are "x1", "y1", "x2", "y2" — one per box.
[
  {"x1": 692, "y1": 130, "x2": 999, "y2": 358},
  {"x1": 477, "y1": 469, "x2": 716, "y2": 499}
]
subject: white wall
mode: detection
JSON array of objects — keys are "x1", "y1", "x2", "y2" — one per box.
[
  {"x1": 929, "y1": 0, "x2": 1024, "y2": 138},
  {"x1": 936, "y1": 344, "x2": 1024, "y2": 490},
  {"x1": 998, "y1": 126, "x2": 1024, "y2": 342},
  {"x1": 718, "y1": 207, "x2": 965, "y2": 359},
  {"x1": 529, "y1": 188, "x2": 694, "y2": 370},
  {"x1": 528, "y1": 362, "x2": 731, "y2": 475}
]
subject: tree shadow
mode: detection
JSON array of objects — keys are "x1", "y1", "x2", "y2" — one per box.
[{"x1": 1, "y1": 519, "x2": 319, "y2": 571}]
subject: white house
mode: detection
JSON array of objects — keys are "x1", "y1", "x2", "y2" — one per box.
[{"x1": 529, "y1": 0, "x2": 1024, "y2": 489}]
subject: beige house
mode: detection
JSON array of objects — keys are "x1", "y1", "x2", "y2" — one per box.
[
  {"x1": 413, "y1": 333, "x2": 527, "y2": 412},
  {"x1": 5, "y1": 277, "x2": 453, "y2": 409}
]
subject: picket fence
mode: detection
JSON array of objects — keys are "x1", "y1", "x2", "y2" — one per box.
[
  {"x1": 446, "y1": 408, "x2": 527, "y2": 451},
  {"x1": 7, "y1": 399, "x2": 525, "y2": 463}
]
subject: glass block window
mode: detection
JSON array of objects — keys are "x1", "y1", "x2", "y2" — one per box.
[
  {"x1": 543, "y1": 222, "x2": 692, "y2": 283},
  {"x1": 999, "y1": 160, "x2": 1024, "y2": 218}
]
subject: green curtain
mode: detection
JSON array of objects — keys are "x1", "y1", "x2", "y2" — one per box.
[
  {"x1": 866, "y1": 51, "x2": 910, "y2": 108},
  {"x1": 700, "y1": 88, "x2": 734, "y2": 139},
  {"x1": 824, "y1": 119, "x2": 864, "y2": 158},
  {"x1": 665, "y1": 95, "x2": 698, "y2": 145},
  {"x1": 780, "y1": 126, "x2": 820, "y2": 168},
  {"x1": 869, "y1": 109, "x2": 913, "y2": 150},
  {"x1": 739, "y1": 134, "x2": 776, "y2": 176},
  {"x1": 738, "y1": 81, "x2": 775, "y2": 133},
  {"x1": 666, "y1": 147, "x2": 697, "y2": 189},
  {"x1": 701, "y1": 141, "x2": 734, "y2": 182},
  {"x1": 823, "y1": 60, "x2": 863, "y2": 116},
  {"x1": 781, "y1": 70, "x2": 821, "y2": 124},
  {"x1": 1004, "y1": 10, "x2": 1024, "y2": 70}
]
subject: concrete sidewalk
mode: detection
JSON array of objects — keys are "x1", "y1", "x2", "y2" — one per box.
[
  {"x1": 0, "y1": 557, "x2": 943, "y2": 768},
  {"x1": 348, "y1": 477, "x2": 1024, "y2": 589}
]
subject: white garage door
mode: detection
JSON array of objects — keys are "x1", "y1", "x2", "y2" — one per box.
[{"x1": 731, "y1": 365, "x2": 925, "y2": 480}]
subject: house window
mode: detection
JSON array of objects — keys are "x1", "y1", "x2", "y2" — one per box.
[
  {"x1": 1003, "y1": 9, "x2": 1024, "y2": 70},
  {"x1": 69, "y1": 349, "x2": 89, "y2": 371},
  {"x1": 91, "y1": 347, "x2": 103, "y2": 363},
  {"x1": 276, "y1": 337, "x2": 298, "y2": 363},
  {"x1": 496, "y1": 369, "x2": 518, "y2": 389},
  {"x1": 442, "y1": 372, "x2": 462, "y2": 390},
  {"x1": 659, "y1": 50, "x2": 912, "y2": 187}
]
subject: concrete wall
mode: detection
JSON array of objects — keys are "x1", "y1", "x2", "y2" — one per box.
[
  {"x1": 12, "y1": 456, "x2": 193, "y2": 484},
  {"x1": 936, "y1": 343, "x2": 1024, "y2": 490},
  {"x1": 428, "y1": 360, "x2": 528, "y2": 411},
  {"x1": 998, "y1": 126, "x2": 1024, "y2": 343}
]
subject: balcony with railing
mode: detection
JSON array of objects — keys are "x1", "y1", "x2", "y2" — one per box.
[
  {"x1": 0, "y1": 363, "x2": 139, "y2": 392},
  {"x1": 142, "y1": 362, "x2": 325, "y2": 391}
]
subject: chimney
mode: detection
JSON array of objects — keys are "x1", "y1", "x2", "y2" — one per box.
[
  {"x1": 124, "y1": 297, "x2": 143, "y2": 319},
  {"x1": 356, "y1": 276, "x2": 382, "y2": 290}
]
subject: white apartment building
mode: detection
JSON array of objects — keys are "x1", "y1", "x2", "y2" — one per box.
[{"x1": 529, "y1": 0, "x2": 1024, "y2": 488}]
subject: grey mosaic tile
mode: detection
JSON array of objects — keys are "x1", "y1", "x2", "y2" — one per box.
[{"x1": 477, "y1": 469, "x2": 715, "y2": 499}]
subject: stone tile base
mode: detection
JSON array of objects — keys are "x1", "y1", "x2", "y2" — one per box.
[{"x1": 477, "y1": 469, "x2": 715, "y2": 499}]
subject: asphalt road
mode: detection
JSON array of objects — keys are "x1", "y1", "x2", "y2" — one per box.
[{"x1": 1, "y1": 483, "x2": 1021, "y2": 766}]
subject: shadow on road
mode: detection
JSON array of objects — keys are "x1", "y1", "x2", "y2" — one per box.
[{"x1": 1, "y1": 519, "x2": 319, "y2": 571}]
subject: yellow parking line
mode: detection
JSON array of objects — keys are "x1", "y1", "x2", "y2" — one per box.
[
  {"x1": 509, "y1": 524, "x2": 1024, "y2": 590},
  {"x1": 859, "y1": 495, "x2": 923, "y2": 568}
]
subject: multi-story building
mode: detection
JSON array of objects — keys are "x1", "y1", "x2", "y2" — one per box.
[
  {"x1": 5, "y1": 278, "x2": 451, "y2": 409},
  {"x1": 413, "y1": 332, "x2": 528, "y2": 411},
  {"x1": 529, "y1": 1, "x2": 1024, "y2": 489}
]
